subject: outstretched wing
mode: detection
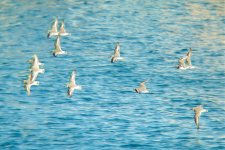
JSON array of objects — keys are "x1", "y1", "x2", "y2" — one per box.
[
  {"x1": 114, "y1": 43, "x2": 120, "y2": 57},
  {"x1": 70, "y1": 71, "x2": 76, "y2": 85},
  {"x1": 59, "y1": 21, "x2": 66, "y2": 33},
  {"x1": 186, "y1": 48, "x2": 192, "y2": 57},
  {"x1": 54, "y1": 36, "x2": 62, "y2": 52},
  {"x1": 68, "y1": 87, "x2": 75, "y2": 97},
  {"x1": 194, "y1": 114, "x2": 199, "y2": 129},
  {"x1": 51, "y1": 18, "x2": 58, "y2": 33}
]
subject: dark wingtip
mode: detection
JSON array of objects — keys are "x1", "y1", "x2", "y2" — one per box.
[
  {"x1": 67, "y1": 90, "x2": 72, "y2": 97},
  {"x1": 111, "y1": 58, "x2": 114, "y2": 63},
  {"x1": 134, "y1": 88, "x2": 138, "y2": 93}
]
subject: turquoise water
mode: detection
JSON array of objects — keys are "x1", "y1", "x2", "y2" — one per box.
[{"x1": 0, "y1": 0, "x2": 225, "y2": 149}]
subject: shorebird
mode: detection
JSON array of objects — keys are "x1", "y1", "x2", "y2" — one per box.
[
  {"x1": 24, "y1": 74, "x2": 39, "y2": 96},
  {"x1": 186, "y1": 48, "x2": 192, "y2": 67},
  {"x1": 29, "y1": 57, "x2": 45, "y2": 82},
  {"x1": 52, "y1": 36, "x2": 67, "y2": 57},
  {"x1": 28, "y1": 54, "x2": 44, "y2": 66},
  {"x1": 59, "y1": 21, "x2": 70, "y2": 36},
  {"x1": 134, "y1": 80, "x2": 149, "y2": 94},
  {"x1": 47, "y1": 18, "x2": 59, "y2": 38},
  {"x1": 177, "y1": 57, "x2": 186, "y2": 69},
  {"x1": 191, "y1": 105, "x2": 208, "y2": 129},
  {"x1": 67, "y1": 70, "x2": 82, "y2": 97},
  {"x1": 110, "y1": 42, "x2": 124, "y2": 63}
]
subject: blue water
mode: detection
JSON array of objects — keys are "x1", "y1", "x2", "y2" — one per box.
[{"x1": 0, "y1": 0, "x2": 225, "y2": 149}]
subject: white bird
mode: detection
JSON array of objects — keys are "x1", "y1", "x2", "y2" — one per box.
[
  {"x1": 110, "y1": 42, "x2": 124, "y2": 63},
  {"x1": 191, "y1": 105, "x2": 208, "y2": 129},
  {"x1": 47, "y1": 18, "x2": 59, "y2": 38},
  {"x1": 52, "y1": 36, "x2": 67, "y2": 57},
  {"x1": 59, "y1": 21, "x2": 70, "y2": 36},
  {"x1": 24, "y1": 74, "x2": 39, "y2": 96},
  {"x1": 134, "y1": 80, "x2": 149, "y2": 94},
  {"x1": 28, "y1": 54, "x2": 44, "y2": 66},
  {"x1": 29, "y1": 56, "x2": 45, "y2": 82},
  {"x1": 67, "y1": 70, "x2": 82, "y2": 97}
]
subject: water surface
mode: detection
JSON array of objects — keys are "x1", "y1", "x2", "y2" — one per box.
[{"x1": 0, "y1": 0, "x2": 225, "y2": 149}]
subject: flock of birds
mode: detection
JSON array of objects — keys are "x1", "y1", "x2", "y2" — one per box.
[{"x1": 23, "y1": 17, "x2": 207, "y2": 129}]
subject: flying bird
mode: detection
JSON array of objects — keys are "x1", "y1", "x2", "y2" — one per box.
[
  {"x1": 24, "y1": 74, "x2": 39, "y2": 96},
  {"x1": 29, "y1": 55, "x2": 45, "y2": 82},
  {"x1": 110, "y1": 42, "x2": 124, "y2": 63},
  {"x1": 28, "y1": 54, "x2": 44, "y2": 66},
  {"x1": 191, "y1": 105, "x2": 208, "y2": 129},
  {"x1": 52, "y1": 36, "x2": 67, "y2": 57},
  {"x1": 47, "y1": 17, "x2": 59, "y2": 38},
  {"x1": 134, "y1": 80, "x2": 149, "y2": 94},
  {"x1": 67, "y1": 70, "x2": 82, "y2": 97}
]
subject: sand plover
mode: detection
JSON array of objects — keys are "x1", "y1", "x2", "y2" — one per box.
[
  {"x1": 47, "y1": 18, "x2": 59, "y2": 38},
  {"x1": 134, "y1": 80, "x2": 149, "y2": 94},
  {"x1": 67, "y1": 70, "x2": 82, "y2": 97},
  {"x1": 52, "y1": 36, "x2": 67, "y2": 57},
  {"x1": 28, "y1": 54, "x2": 44, "y2": 66},
  {"x1": 191, "y1": 105, "x2": 208, "y2": 129},
  {"x1": 110, "y1": 42, "x2": 124, "y2": 63}
]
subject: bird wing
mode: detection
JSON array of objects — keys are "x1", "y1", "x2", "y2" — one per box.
[
  {"x1": 68, "y1": 87, "x2": 75, "y2": 97},
  {"x1": 59, "y1": 21, "x2": 66, "y2": 33},
  {"x1": 70, "y1": 71, "x2": 76, "y2": 85},
  {"x1": 186, "y1": 48, "x2": 192, "y2": 57},
  {"x1": 186, "y1": 48, "x2": 192, "y2": 65},
  {"x1": 32, "y1": 55, "x2": 40, "y2": 66},
  {"x1": 114, "y1": 44, "x2": 120, "y2": 57},
  {"x1": 186, "y1": 57, "x2": 191, "y2": 66},
  {"x1": 194, "y1": 114, "x2": 200, "y2": 129},
  {"x1": 54, "y1": 36, "x2": 62, "y2": 52},
  {"x1": 51, "y1": 18, "x2": 58, "y2": 33},
  {"x1": 24, "y1": 83, "x2": 31, "y2": 96}
]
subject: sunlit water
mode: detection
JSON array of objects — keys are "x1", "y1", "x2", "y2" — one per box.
[{"x1": 0, "y1": 0, "x2": 225, "y2": 149}]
